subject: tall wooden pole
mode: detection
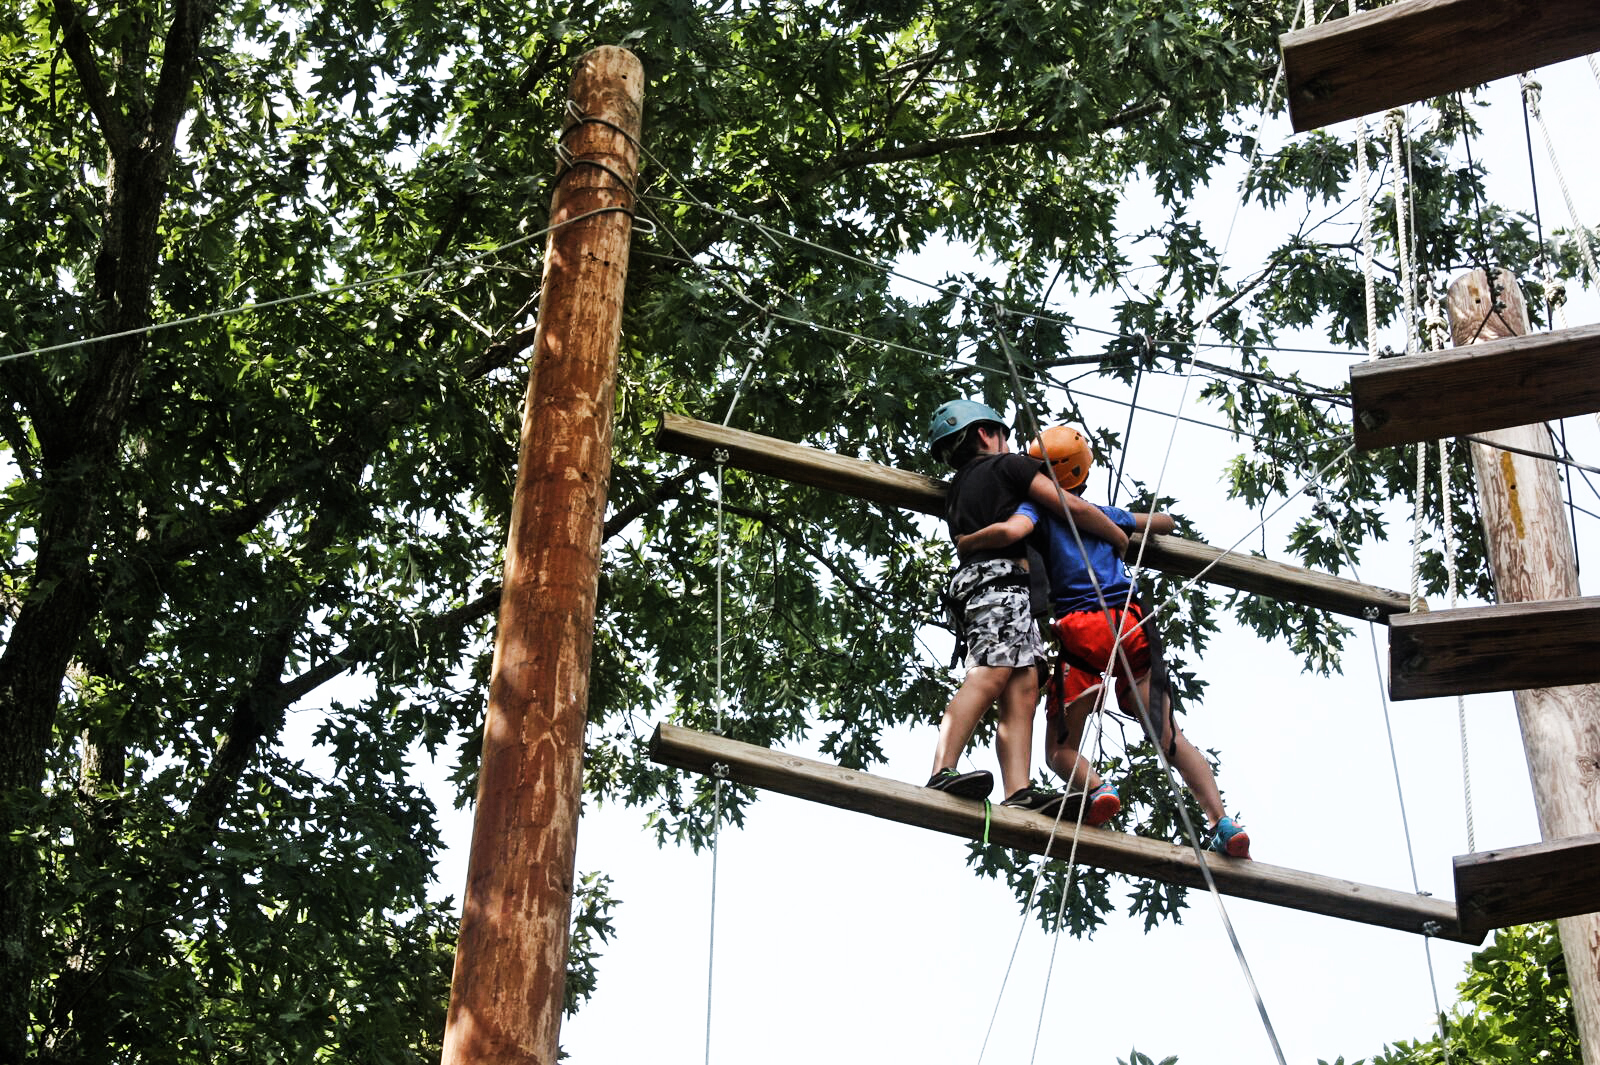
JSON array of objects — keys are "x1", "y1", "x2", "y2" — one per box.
[
  {"x1": 1448, "y1": 267, "x2": 1600, "y2": 1063},
  {"x1": 441, "y1": 46, "x2": 642, "y2": 1065}
]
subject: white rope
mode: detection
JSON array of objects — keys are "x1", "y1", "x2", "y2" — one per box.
[
  {"x1": 1388, "y1": 110, "x2": 1421, "y2": 359},
  {"x1": 1439, "y1": 438, "x2": 1475, "y2": 852},
  {"x1": 1356, "y1": 118, "x2": 1381, "y2": 359},
  {"x1": 1521, "y1": 77, "x2": 1600, "y2": 289},
  {"x1": 1351, "y1": 102, "x2": 1455, "y2": 1052},
  {"x1": 703, "y1": 449, "x2": 728, "y2": 1065},
  {"x1": 1421, "y1": 296, "x2": 1477, "y2": 853},
  {"x1": 1320, "y1": 464, "x2": 1454, "y2": 1065},
  {"x1": 701, "y1": 319, "x2": 773, "y2": 1065},
  {"x1": 992, "y1": 320, "x2": 1288, "y2": 1065}
]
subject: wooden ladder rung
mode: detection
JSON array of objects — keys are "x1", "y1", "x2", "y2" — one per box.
[
  {"x1": 1388, "y1": 596, "x2": 1600, "y2": 699},
  {"x1": 649, "y1": 724, "x2": 1480, "y2": 944},
  {"x1": 1454, "y1": 833, "x2": 1600, "y2": 937},
  {"x1": 1350, "y1": 323, "x2": 1600, "y2": 450},
  {"x1": 1281, "y1": 0, "x2": 1600, "y2": 133}
]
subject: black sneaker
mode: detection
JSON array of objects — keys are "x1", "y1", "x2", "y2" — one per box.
[
  {"x1": 1000, "y1": 782, "x2": 1066, "y2": 815},
  {"x1": 926, "y1": 767, "x2": 994, "y2": 799}
]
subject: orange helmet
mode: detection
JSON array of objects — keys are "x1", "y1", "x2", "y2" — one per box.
[{"x1": 1027, "y1": 425, "x2": 1093, "y2": 491}]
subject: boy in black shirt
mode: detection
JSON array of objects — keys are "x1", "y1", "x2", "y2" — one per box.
[{"x1": 925, "y1": 400, "x2": 1128, "y2": 810}]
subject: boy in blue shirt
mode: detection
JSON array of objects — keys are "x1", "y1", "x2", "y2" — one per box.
[
  {"x1": 956, "y1": 425, "x2": 1250, "y2": 857},
  {"x1": 925, "y1": 401, "x2": 1130, "y2": 811}
]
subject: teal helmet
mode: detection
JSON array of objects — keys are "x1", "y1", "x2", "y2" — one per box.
[{"x1": 928, "y1": 399, "x2": 1007, "y2": 454}]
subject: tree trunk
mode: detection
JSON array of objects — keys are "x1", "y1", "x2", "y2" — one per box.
[{"x1": 0, "y1": 0, "x2": 216, "y2": 1053}]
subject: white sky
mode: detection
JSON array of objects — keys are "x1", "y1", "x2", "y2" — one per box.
[{"x1": 411, "y1": 52, "x2": 1600, "y2": 1065}]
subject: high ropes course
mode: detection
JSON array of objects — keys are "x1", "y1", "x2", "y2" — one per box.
[
  {"x1": 637, "y1": 2, "x2": 1600, "y2": 1059},
  {"x1": 435, "y1": 5, "x2": 1600, "y2": 1062}
]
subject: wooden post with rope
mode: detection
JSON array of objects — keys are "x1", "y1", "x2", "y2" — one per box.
[
  {"x1": 1448, "y1": 267, "x2": 1600, "y2": 1064},
  {"x1": 440, "y1": 46, "x2": 642, "y2": 1065}
]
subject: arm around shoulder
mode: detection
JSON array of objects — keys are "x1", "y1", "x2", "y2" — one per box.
[
  {"x1": 1134, "y1": 512, "x2": 1176, "y2": 536},
  {"x1": 1027, "y1": 474, "x2": 1129, "y2": 553}
]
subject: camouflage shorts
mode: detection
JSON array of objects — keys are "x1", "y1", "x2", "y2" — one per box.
[{"x1": 947, "y1": 559, "x2": 1048, "y2": 670}]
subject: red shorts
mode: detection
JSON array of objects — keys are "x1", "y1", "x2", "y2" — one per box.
[{"x1": 1045, "y1": 606, "x2": 1152, "y2": 723}]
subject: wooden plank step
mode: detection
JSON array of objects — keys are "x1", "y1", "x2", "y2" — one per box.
[
  {"x1": 657, "y1": 414, "x2": 1413, "y2": 622},
  {"x1": 1454, "y1": 833, "x2": 1600, "y2": 937},
  {"x1": 649, "y1": 724, "x2": 1480, "y2": 943},
  {"x1": 1387, "y1": 596, "x2": 1600, "y2": 699},
  {"x1": 1281, "y1": 0, "x2": 1600, "y2": 133},
  {"x1": 1350, "y1": 323, "x2": 1600, "y2": 450}
]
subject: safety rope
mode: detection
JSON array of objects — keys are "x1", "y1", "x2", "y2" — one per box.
[
  {"x1": 992, "y1": 312, "x2": 1288, "y2": 1065},
  {"x1": 1520, "y1": 77, "x2": 1600, "y2": 289},
  {"x1": 702, "y1": 317, "x2": 772, "y2": 1065},
  {"x1": 703, "y1": 445, "x2": 728, "y2": 1065},
  {"x1": 1352, "y1": 116, "x2": 1455, "y2": 1063},
  {"x1": 1356, "y1": 118, "x2": 1380, "y2": 359}
]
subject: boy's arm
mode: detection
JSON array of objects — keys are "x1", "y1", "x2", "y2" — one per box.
[
  {"x1": 1027, "y1": 474, "x2": 1130, "y2": 554},
  {"x1": 955, "y1": 511, "x2": 1036, "y2": 557},
  {"x1": 1131, "y1": 512, "x2": 1176, "y2": 536}
]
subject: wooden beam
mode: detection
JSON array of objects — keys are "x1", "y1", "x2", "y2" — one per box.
[
  {"x1": 1281, "y1": 0, "x2": 1600, "y2": 132},
  {"x1": 658, "y1": 413, "x2": 1413, "y2": 621},
  {"x1": 649, "y1": 724, "x2": 1480, "y2": 944},
  {"x1": 1351, "y1": 322, "x2": 1600, "y2": 450},
  {"x1": 1454, "y1": 833, "x2": 1600, "y2": 938},
  {"x1": 1388, "y1": 596, "x2": 1600, "y2": 699}
]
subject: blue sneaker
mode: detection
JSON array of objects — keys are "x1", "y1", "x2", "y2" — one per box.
[
  {"x1": 1209, "y1": 815, "x2": 1251, "y2": 859},
  {"x1": 1085, "y1": 783, "x2": 1121, "y2": 826}
]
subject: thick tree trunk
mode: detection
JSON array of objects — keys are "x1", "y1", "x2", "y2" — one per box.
[
  {"x1": 1449, "y1": 268, "x2": 1600, "y2": 1065},
  {"x1": 0, "y1": 0, "x2": 215, "y2": 1054}
]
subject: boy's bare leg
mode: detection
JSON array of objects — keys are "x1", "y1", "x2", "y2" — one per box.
[
  {"x1": 994, "y1": 667, "x2": 1041, "y2": 797},
  {"x1": 1142, "y1": 683, "x2": 1226, "y2": 826},
  {"x1": 930, "y1": 665, "x2": 1009, "y2": 775},
  {"x1": 1044, "y1": 687, "x2": 1107, "y2": 793}
]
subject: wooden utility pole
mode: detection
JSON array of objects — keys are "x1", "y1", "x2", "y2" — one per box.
[
  {"x1": 440, "y1": 46, "x2": 642, "y2": 1065},
  {"x1": 1448, "y1": 267, "x2": 1600, "y2": 1064}
]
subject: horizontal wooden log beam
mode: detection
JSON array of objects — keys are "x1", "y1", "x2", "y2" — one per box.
[
  {"x1": 1454, "y1": 833, "x2": 1600, "y2": 938},
  {"x1": 1350, "y1": 323, "x2": 1600, "y2": 449},
  {"x1": 1281, "y1": 0, "x2": 1600, "y2": 132},
  {"x1": 658, "y1": 413, "x2": 1413, "y2": 621},
  {"x1": 1388, "y1": 596, "x2": 1600, "y2": 699},
  {"x1": 649, "y1": 724, "x2": 1479, "y2": 943}
]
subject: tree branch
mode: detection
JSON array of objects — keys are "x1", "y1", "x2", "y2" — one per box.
[{"x1": 48, "y1": 0, "x2": 127, "y2": 153}]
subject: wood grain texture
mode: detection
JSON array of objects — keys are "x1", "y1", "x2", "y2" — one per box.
[
  {"x1": 441, "y1": 47, "x2": 644, "y2": 1065},
  {"x1": 1388, "y1": 597, "x2": 1600, "y2": 698},
  {"x1": 1454, "y1": 833, "x2": 1600, "y2": 936},
  {"x1": 1282, "y1": 0, "x2": 1600, "y2": 132},
  {"x1": 1350, "y1": 323, "x2": 1600, "y2": 449},
  {"x1": 1449, "y1": 268, "x2": 1600, "y2": 1062},
  {"x1": 650, "y1": 724, "x2": 1479, "y2": 943}
]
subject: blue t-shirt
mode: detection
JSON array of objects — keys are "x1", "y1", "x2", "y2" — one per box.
[{"x1": 1014, "y1": 501, "x2": 1139, "y2": 615}]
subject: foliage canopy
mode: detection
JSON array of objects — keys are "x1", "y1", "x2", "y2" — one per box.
[{"x1": 0, "y1": 0, "x2": 1568, "y2": 1058}]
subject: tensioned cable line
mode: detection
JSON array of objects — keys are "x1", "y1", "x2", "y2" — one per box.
[
  {"x1": 700, "y1": 313, "x2": 777, "y2": 1065},
  {"x1": 641, "y1": 190, "x2": 1371, "y2": 365},
  {"x1": 1, "y1": 205, "x2": 649, "y2": 365}
]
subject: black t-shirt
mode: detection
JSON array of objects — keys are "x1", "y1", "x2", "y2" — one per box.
[{"x1": 944, "y1": 452, "x2": 1046, "y2": 564}]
